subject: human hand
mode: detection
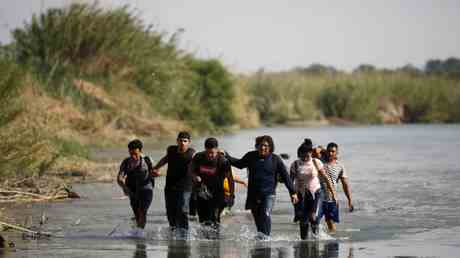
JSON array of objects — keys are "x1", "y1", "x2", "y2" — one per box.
[
  {"x1": 291, "y1": 194, "x2": 298, "y2": 204},
  {"x1": 348, "y1": 202, "x2": 354, "y2": 212},
  {"x1": 195, "y1": 176, "x2": 202, "y2": 183},
  {"x1": 151, "y1": 169, "x2": 160, "y2": 177},
  {"x1": 122, "y1": 186, "x2": 131, "y2": 196}
]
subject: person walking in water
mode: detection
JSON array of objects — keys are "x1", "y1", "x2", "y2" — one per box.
[
  {"x1": 152, "y1": 132, "x2": 195, "y2": 235},
  {"x1": 224, "y1": 135, "x2": 298, "y2": 238},
  {"x1": 190, "y1": 137, "x2": 231, "y2": 232},
  {"x1": 290, "y1": 139, "x2": 337, "y2": 239},
  {"x1": 318, "y1": 142, "x2": 354, "y2": 233},
  {"x1": 117, "y1": 139, "x2": 156, "y2": 237}
]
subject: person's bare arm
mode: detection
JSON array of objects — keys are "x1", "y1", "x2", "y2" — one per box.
[
  {"x1": 313, "y1": 159, "x2": 337, "y2": 203},
  {"x1": 117, "y1": 163, "x2": 130, "y2": 196},
  {"x1": 232, "y1": 172, "x2": 247, "y2": 187},
  {"x1": 152, "y1": 155, "x2": 168, "y2": 175},
  {"x1": 340, "y1": 177, "x2": 354, "y2": 212},
  {"x1": 318, "y1": 169, "x2": 337, "y2": 202}
]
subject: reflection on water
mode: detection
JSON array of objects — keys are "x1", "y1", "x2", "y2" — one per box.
[
  {"x1": 132, "y1": 240, "x2": 350, "y2": 258},
  {"x1": 167, "y1": 241, "x2": 191, "y2": 258},
  {"x1": 133, "y1": 242, "x2": 147, "y2": 258},
  {"x1": 293, "y1": 241, "x2": 350, "y2": 258}
]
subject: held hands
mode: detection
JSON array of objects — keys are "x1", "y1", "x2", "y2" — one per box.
[
  {"x1": 291, "y1": 193, "x2": 298, "y2": 204},
  {"x1": 151, "y1": 168, "x2": 161, "y2": 177},
  {"x1": 122, "y1": 186, "x2": 131, "y2": 196}
]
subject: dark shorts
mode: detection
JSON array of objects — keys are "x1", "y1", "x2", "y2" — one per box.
[
  {"x1": 224, "y1": 196, "x2": 235, "y2": 208},
  {"x1": 129, "y1": 188, "x2": 153, "y2": 212},
  {"x1": 318, "y1": 201, "x2": 339, "y2": 223}
]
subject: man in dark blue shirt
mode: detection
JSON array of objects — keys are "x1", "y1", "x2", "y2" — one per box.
[{"x1": 225, "y1": 135, "x2": 298, "y2": 237}]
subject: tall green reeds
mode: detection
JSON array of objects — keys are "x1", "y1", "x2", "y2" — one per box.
[
  {"x1": 11, "y1": 3, "x2": 238, "y2": 130},
  {"x1": 247, "y1": 70, "x2": 460, "y2": 124}
]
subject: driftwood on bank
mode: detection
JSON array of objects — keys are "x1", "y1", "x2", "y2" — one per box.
[
  {"x1": 0, "y1": 221, "x2": 52, "y2": 238},
  {"x1": 0, "y1": 186, "x2": 80, "y2": 203}
]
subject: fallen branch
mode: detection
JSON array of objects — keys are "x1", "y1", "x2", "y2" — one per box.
[
  {"x1": 0, "y1": 221, "x2": 52, "y2": 238},
  {"x1": 0, "y1": 189, "x2": 46, "y2": 198},
  {"x1": 0, "y1": 194, "x2": 69, "y2": 203},
  {"x1": 0, "y1": 186, "x2": 80, "y2": 203}
]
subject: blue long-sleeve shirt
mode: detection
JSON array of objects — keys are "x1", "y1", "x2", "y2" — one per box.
[{"x1": 226, "y1": 151, "x2": 295, "y2": 210}]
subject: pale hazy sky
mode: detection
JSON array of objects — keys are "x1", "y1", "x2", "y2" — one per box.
[{"x1": 1, "y1": 0, "x2": 459, "y2": 72}]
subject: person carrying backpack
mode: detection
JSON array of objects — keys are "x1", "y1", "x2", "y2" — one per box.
[{"x1": 117, "y1": 139, "x2": 156, "y2": 237}]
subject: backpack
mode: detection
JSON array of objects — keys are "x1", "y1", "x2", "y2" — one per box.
[{"x1": 126, "y1": 156, "x2": 155, "y2": 191}]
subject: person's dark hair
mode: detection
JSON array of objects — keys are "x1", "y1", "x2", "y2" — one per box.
[
  {"x1": 327, "y1": 142, "x2": 338, "y2": 150},
  {"x1": 254, "y1": 136, "x2": 263, "y2": 149},
  {"x1": 257, "y1": 135, "x2": 275, "y2": 152},
  {"x1": 128, "y1": 139, "x2": 143, "y2": 150},
  {"x1": 280, "y1": 153, "x2": 290, "y2": 160},
  {"x1": 204, "y1": 137, "x2": 218, "y2": 149},
  {"x1": 297, "y1": 138, "x2": 313, "y2": 158},
  {"x1": 177, "y1": 131, "x2": 191, "y2": 140}
]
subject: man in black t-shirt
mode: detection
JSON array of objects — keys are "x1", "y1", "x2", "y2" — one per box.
[
  {"x1": 153, "y1": 132, "x2": 195, "y2": 233},
  {"x1": 190, "y1": 138, "x2": 231, "y2": 229}
]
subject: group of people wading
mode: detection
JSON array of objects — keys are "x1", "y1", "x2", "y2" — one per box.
[{"x1": 117, "y1": 131, "x2": 353, "y2": 239}]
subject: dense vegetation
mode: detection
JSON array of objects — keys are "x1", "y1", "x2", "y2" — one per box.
[
  {"x1": 0, "y1": 3, "x2": 249, "y2": 180},
  {"x1": 247, "y1": 63, "x2": 460, "y2": 124},
  {"x1": 0, "y1": 3, "x2": 459, "y2": 181}
]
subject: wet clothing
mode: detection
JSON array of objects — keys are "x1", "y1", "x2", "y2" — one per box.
[
  {"x1": 318, "y1": 199, "x2": 340, "y2": 223},
  {"x1": 190, "y1": 152, "x2": 231, "y2": 225},
  {"x1": 226, "y1": 151, "x2": 295, "y2": 236},
  {"x1": 297, "y1": 190, "x2": 322, "y2": 238},
  {"x1": 165, "y1": 190, "x2": 191, "y2": 229},
  {"x1": 129, "y1": 188, "x2": 153, "y2": 214},
  {"x1": 119, "y1": 156, "x2": 154, "y2": 212},
  {"x1": 251, "y1": 194, "x2": 275, "y2": 236},
  {"x1": 316, "y1": 160, "x2": 346, "y2": 225},
  {"x1": 162, "y1": 146, "x2": 195, "y2": 230},
  {"x1": 290, "y1": 158, "x2": 324, "y2": 238}
]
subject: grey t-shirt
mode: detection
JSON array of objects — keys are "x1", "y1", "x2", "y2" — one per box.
[{"x1": 119, "y1": 155, "x2": 153, "y2": 190}]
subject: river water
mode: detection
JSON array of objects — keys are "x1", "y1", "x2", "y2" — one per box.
[{"x1": 3, "y1": 125, "x2": 460, "y2": 258}]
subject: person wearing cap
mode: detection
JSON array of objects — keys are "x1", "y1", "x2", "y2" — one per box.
[
  {"x1": 152, "y1": 131, "x2": 195, "y2": 234},
  {"x1": 117, "y1": 139, "x2": 156, "y2": 237},
  {"x1": 224, "y1": 135, "x2": 298, "y2": 238}
]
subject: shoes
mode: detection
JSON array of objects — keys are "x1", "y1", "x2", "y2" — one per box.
[
  {"x1": 128, "y1": 227, "x2": 146, "y2": 238},
  {"x1": 293, "y1": 216, "x2": 299, "y2": 224}
]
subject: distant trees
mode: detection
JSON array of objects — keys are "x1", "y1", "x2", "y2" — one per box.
[{"x1": 425, "y1": 58, "x2": 460, "y2": 78}]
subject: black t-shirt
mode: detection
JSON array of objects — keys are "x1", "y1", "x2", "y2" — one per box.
[
  {"x1": 165, "y1": 145, "x2": 195, "y2": 192},
  {"x1": 191, "y1": 152, "x2": 230, "y2": 194},
  {"x1": 191, "y1": 152, "x2": 231, "y2": 200}
]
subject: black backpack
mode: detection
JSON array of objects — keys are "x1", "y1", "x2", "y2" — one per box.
[{"x1": 126, "y1": 156, "x2": 155, "y2": 191}]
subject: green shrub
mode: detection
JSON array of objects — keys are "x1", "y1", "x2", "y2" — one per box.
[{"x1": 0, "y1": 57, "x2": 23, "y2": 126}]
